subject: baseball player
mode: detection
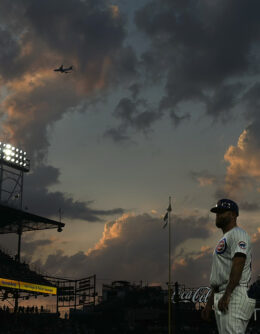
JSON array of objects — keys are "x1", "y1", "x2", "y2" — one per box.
[{"x1": 202, "y1": 199, "x2": 256, "y2": 333}]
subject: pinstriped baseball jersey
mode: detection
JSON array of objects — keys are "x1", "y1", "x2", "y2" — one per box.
[{"x1": 210, "y1": 226, "x2": 252, "y2": 288}]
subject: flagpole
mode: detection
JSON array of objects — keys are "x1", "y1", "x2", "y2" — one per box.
[{"x1": 168, "y1": 196, "x2": 172, "y2": 334}]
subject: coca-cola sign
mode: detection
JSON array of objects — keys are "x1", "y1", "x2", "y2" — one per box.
[{"x1": 172, "y1": 286, "x2": 212, "y2": 304}]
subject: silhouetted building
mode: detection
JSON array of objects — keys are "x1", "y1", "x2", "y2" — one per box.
[{"x1": 68, "y1": 280, "x2": 260, "y2": 334}]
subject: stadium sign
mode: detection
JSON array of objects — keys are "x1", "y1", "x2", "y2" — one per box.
[
  {"x1": 172, "y1": 286, "x2": 212, "y2": 304},
  {"x1": 0, "y1": 278, "x2": 57, "y2": 295}
]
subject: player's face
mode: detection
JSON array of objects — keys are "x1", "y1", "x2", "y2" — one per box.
[{"x1": 215, "y1": 211, "x2": 232, "y2": 229}]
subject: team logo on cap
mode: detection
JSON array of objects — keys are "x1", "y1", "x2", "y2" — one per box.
[
  {"x1": 238, "y1": 241, "x2": 246, "y2": 249},
  {"x1": 215, "y1": 238, "x2": 227, "y2": 254}
]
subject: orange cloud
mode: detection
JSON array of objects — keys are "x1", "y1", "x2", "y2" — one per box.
[
  {"x1": 172, "y1": 258, "x2": 187, "y2": 270},
  {"x1": 173, "y1": 246, "x2": 211, "y2": 270},
  {"x1": 200, "y1": 245, "x2": 211, "y2": 253},
  {"x1": 176, "y1": 258, "x2": 187, "y2": 266},
  {"x1": 0, "y1": 0, "x2": 137, "y2": 163},
  {"x1": 110, "y1": 5, "x2": 120, "y2": 18},
  {"x1": 0, "y1": 34, "x2": 117, "y2": 154},
  {"x1": 1, "y1": 70, "x2": 81, "y2": 151},
  {"x1": 7, "y1": 71, "x2": 56, "y2": 93},
  {"x1": 19, "y1": 41, "x2": 33, "y2": 58},
  {"x1": 197, "y1": 176, "x2": 214, "y2": 187},
  {"x1": 223, "y1": 127, "x2": 260, "y2": 198},
  {"x1": 252, "y1": 227, "x2": 260, "y2": 243},
  {"x1": 85, "y1": 213, "x2": 134, "y2": 255}
]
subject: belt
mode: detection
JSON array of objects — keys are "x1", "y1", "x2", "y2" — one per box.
[
  {"x1": 213, "y1": 284, "x2": 227, "y2": 293},
  {"x1": 214, "y1": 283, "x2": 248, "y2": 293}
]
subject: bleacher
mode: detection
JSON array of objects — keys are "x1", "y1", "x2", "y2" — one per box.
[
  {"x1": 0, "y1": 310, "x2": 83, "y2": 334},
  {"x1": 0, "y1": 248, "x2": 52, "y2": 287}
]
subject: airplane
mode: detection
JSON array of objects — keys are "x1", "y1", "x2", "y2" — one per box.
[{"x1": 54, "y1": 65, "x2": 73, "y2": 73}]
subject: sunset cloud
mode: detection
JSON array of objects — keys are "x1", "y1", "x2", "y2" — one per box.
[
  {"x1": 0, "y1": 0, "x2": 137, "y2": 160},
  {"x1": 172, "y1": 248, "x2": 213, "y2": 285},
  {"x1": 2, "y1": 211, "x2": 258, "y2": 287},
  {"x1": 191, "y1": 171, "x2": 216, "y2": 187},
  {"x1": 252, "y1": 227, "x2": 260, "y2": 243},
  {"x1": 28, "y1": 212, "x2": 213, "y2": 285},
  {"x1": 1, "y1": 0, "x2": 260, "y2": 295},
  {"x1": 251, "y1": 230, "x2": 260, "y2": 279},
  {"x1": 23, "y1": 165, "x2": 125, "y2": 221},
  {"x1": 0, "y1": 0, "x2": 138, "y2": 223},
  {"x1": 223, "y1": 123, "x2": 260, "y2": 199},
  {"x1": 110, "y1": 5, "x2": 120, "y2": 19},
  {"x1": 200, "y1": 246, "x2": 211, "y2": 253},
  {"x1": 86, "y1": 213, "x2": 133, "y2": 255}
]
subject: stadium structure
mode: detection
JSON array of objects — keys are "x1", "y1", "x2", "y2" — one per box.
[
  {"x1": 0, "y1": 142, "x2": 96, "y2": 316},
  {"x1": 0, "y1": 142, "x2": 259, "y2": 333}
]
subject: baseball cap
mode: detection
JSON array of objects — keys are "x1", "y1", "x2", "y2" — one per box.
[{"x1": 210, "y1": 199, "x2": 239, "y2": 216}]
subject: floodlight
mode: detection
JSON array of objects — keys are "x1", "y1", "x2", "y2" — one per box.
[
  {"x1": 0, "y1": 142, "x2": 30, "y2": 172},
  {"x1": 57, "y1": 225, "x2": 63, "y2": 232}
]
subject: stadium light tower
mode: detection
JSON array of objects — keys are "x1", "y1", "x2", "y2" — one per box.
[
  {"x1": 0, "y1": 142, "x2": 30, "y2": 311},
  {"x1": 0, "y1": 142, "x2": 30, "y2": 263},
  {"x1": 0, "y1": 142, "x2": 30, "y2": 172},
  {"x1": 0, "y1": 142, "x2": 30, "y2": 208}
]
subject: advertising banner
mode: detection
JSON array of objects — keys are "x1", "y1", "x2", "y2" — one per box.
[
  {"x1": 172, "y1": 286, "x2": 212, "y2": 304},
  {"x1": 0, "y1": 278, "x2": 56, "y2": 295}
]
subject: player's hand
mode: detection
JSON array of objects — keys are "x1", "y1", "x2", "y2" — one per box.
[
  {"x1": 218, "y1": 293, "x2": 231, "y2": 312},
  {"x1": 201, "y1": 305, "x2": 212, "y2": 322}
]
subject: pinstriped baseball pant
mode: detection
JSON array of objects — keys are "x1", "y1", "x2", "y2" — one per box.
[{"x1": 214, "y1": 286, "x2": 256, "y2": 334}]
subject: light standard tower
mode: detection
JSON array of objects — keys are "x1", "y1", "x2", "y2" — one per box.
[
  {"x1": 0, "y1": 142, "x2": 30, "y2": 207},
  {"x1": 0, "y1": 142, "x2": 30, "y2": 311},
  {"x1": 0, "y1": 142, "x2": 30, "y2": 261}
]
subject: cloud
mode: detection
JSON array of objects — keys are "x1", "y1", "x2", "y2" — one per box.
[
  {"x1": 0, "y1": 0, "x2": 135, "y2": 83},
  {"x1": 2, "y1": 76, "x2": 80, "y2": 162},
  {"x1": 23, "y1": 165, "x2": 124, "y2": 221},
  {"x1": 0, "y1": 28, "x2": 21, "y2": 80},
  {"x1": 4, "y1": 212, "x2": 258, "y2": 286},
  {"x1": 222, "y1": 122, "x2": 260, "y2": 199},
  {"x1": 242, "y1": 83, "x2": 260, "y2": 121},
  {"x1": 190, "y1": 170, "x2": 216, "y2": 187},
  {"x1": 21, "y1": 238, "x2": 54, "y2": 256},
  {"x1": 29, "y1": 212, "x2": 213, "y2": 285},
  {"x1": 1, "y1": 0, "x2": 260, "y2": 149},
  {"x1": 105, "y1": 95, "x2": 162, "y2": 142},
  {"x1": 129, "y1": 83, "x2": 141, "y2": 100},
  {"x1": 103, "y1": 128, "x2": 130, "y2": 143},
  {"x1": 0, "y1": 0, "x2": 137, "y2": 224},
  {"x1": 172, "y1": 248, "x2": 212, "y2": 286},
  {"x1": 0, "y1": 0, "x2": 137, "y2": 160},
  {"x1": 105, "y1": 1, "x2": 260, "y2": 137},
  {"x1": 251, "y1": 228, "x2": 260, "y2": 281},
  {"x1": 205, "y1": 83, "x2": 244, "y2": 120},
  {"x1": 239, "y1": 201, "x2": 260, "y2": 212},
  {"x1": 135, "y1": 0, "x2": 260, "y2": 122},
  {"x1": 217, "y1": 80, "x2": 260, "y2": 201}
]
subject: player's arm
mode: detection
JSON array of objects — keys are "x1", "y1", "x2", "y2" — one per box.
[
  {"x1": 218, "y1": 253, "x2": 246, "y2": 312},
  {"x1": 201, "y1": 288, "x2": 215, "y2": 321},
  {"x1": 225, "y1": 253, "x2": 246, "y2": 295}
]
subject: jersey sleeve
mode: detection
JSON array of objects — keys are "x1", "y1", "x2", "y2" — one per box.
[{"x1": 230, "y1": 229, "x2": 249, "y2": 259}]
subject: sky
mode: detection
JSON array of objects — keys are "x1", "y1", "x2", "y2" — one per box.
[{"x1": 0, "y1": 0, "x2": 260, "y2": 292}]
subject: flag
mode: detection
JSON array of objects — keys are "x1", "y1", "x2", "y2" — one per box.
[
  {"x1": 163, "y1": 212, "x2": 168, "y2": 229},
  {"x1": 163, "y1": 198, "x2": 172, "y2": 228}
]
